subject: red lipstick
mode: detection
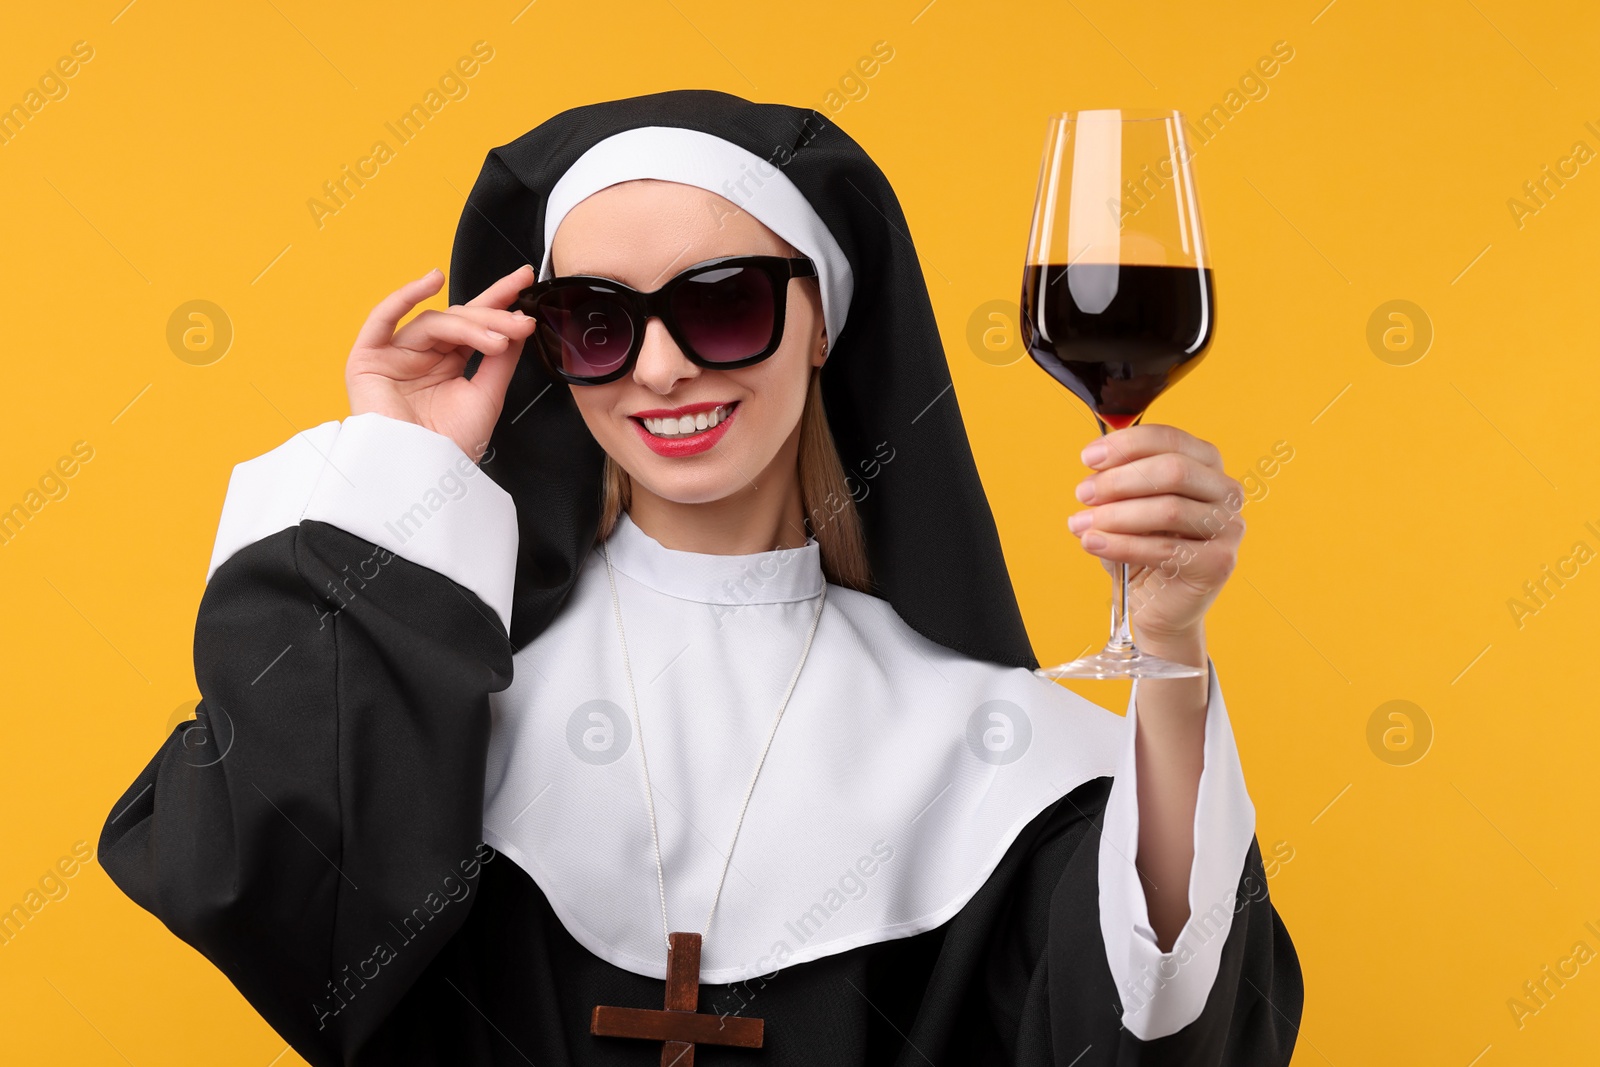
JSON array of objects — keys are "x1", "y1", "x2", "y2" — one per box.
[
  {"x1": 631, "y1": 400, "x2": 730, "y2": 419},
  {"x1": 630, "y1": 401, "x2": 739, "y2": 458}
]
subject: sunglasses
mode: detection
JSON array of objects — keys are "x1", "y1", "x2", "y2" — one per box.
[{"x1": 513, "y1": 254, "x2": 818, "y2": 385}]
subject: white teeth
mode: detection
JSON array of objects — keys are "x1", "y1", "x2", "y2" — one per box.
[{"x1": 640, "y1": 404, "x2": 732, "y2": 438}]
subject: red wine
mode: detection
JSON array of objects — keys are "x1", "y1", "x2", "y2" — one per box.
[{"x1": 1020, "y1": 263, "x2": 1214, "y2": 429}]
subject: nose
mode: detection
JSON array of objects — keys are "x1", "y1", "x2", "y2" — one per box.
[{"x1": 631, "y1": 316, "x2": 700, "y2": 395}]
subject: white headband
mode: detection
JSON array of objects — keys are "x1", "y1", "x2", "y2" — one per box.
[{"x1": 538, "y1": 125, "x2": 853, "y2": 351}]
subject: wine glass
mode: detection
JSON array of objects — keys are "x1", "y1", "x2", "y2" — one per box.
[{"x1": 1020, "y1": 108, "x2": 1214, "y2": 680}]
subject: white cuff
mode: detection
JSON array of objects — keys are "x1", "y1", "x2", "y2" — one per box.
[
  {"x1": 206, "y1": 419, "x2": 342, "y2": 586},
  {"x1": 1097, "y1": 658, "x2": 1257, "y2": 1041},
  {"x1": 205, "y1": 412, "x2": 519, "y2": 635}
]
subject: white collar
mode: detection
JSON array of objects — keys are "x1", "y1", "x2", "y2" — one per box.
[
  {"x1": 481, "y1": 512, "x2": 1128, "y2": 983},
  {"x1": 601, "y1": 510, "x2": 824, "y2": 605}
]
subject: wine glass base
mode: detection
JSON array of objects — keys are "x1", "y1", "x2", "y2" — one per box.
[{"x1": 1035, "y1": 645, "x2": 1206, "y2": 680}]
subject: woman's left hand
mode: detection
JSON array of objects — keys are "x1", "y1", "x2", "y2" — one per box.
[{"x1": 1067, "y1": 423, "x2": 1245, "y2": 642}]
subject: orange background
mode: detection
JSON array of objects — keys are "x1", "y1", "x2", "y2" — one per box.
[{"x1": 3, "y1": 1, "x2": 1597, "y2": 1063}]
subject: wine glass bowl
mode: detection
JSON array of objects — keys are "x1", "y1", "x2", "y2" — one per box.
[{"x1": 1021, "y1": 108, "x2": 1214, "y2": 681}]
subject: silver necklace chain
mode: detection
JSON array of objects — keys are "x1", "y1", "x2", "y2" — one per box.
[{"x1": 602, "y1": 536, "x2": 828, "y2": 951}]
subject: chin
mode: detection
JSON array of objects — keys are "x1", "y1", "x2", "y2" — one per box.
[
  {"x1": 628, "y1": 468, "x2": 751, "y2": 506},
  {"x1": 607, "y1": 429, "x2": 767, "y2": 507},
  {"x1": 623, "y1": 449, "x2": 769, "y2": 506}
]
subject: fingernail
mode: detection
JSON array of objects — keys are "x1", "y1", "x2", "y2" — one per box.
[
  {"x1": 421, "y1": 268, "x2": 440, "y2": 280},
  {"x1": 522, "y1": 264, "x2": 536, "y2": 273},
  {"x1": 1074, "y1": 478, "x2": 1095, "y2": 503},
  {"x1": 1067, "y1": 511, "x2": 1092, "y2": 534},
  {"x1": 1081, "y1": 442, "x2": 1107, "y2": 467},
  {"x1": 511, "y1": 309, "x2": 528, "y2": 319},
  {"x1": 487, "y1": 330, "x2": 507, "y2": 340},
  {"x1": 1082, "y1": 532, "x2": 1107, "y2": 551}
]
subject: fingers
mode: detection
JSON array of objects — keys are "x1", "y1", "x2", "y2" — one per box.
[
  {"x1": 390, "y1": 305, "x2": 535, "y2": 356},
  {"x1": 465, "y1": 263, "x2": 539, "y2": 310},
  {"x1": 354, "y1": 268, "x2": 445, "y2": 352},
  {"x1": 464, "y1": 337, "x2": 523, "y2": 413},
  {"x1": 1072, "y1": 526, "x2": 1240, "y2": 579},
  {"x1": 1083, "y1": 424, "x2": 1224, "y2": 472},
  {"x1": 442, "y1": 303, "x2": 539, "y2": 339},
  {"x1": 1068, "y1": 493, "x2": 1244, "y2": 542},
  {"x1": 1076, "y1": 450, "x2": 1241, "y2": 507},
  {"x1": 354, "y1": 264, "x2": 538, "y2": 357}
]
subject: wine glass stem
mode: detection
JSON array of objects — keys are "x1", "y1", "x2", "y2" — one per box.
[
  {"x1": 1097, "y1": 422, "x2": 1136, "y2": 654},
  {"x1": 1109, "y1": 559, "x2": 1135, "y2": 652}
]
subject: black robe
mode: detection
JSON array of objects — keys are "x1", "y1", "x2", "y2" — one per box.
[{"x1": 99, "y1": 518, "x2": 1303, "y2": 1066}]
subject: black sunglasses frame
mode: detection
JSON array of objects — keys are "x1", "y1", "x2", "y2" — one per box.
[{"x1": 512, "y1": 254, "x2": 818, "y2": 386}]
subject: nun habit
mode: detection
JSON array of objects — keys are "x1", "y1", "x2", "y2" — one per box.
[{"x1": 99, "y1": 89, "x2": 1303, "y2": 1066}]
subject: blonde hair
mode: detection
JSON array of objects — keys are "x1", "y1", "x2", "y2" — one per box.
[{"x1": 594, "y1": 365, "x2": 873, "y2": 592}]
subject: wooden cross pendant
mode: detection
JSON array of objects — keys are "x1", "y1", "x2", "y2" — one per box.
[{"x1": 591, "y1": 931, "x2": 764, "y2": 1065}]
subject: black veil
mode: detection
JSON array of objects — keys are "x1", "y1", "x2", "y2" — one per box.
[{"x1": 448, "y1": 88, "x2": 1038, "y2": 669}]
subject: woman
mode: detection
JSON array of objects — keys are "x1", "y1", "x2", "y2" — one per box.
[{"x1": 101, "y1": 89, "x2": 1301, "y2": 1065}]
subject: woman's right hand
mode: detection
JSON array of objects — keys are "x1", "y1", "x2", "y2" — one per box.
[{"x1": 346, "y1": 265, "x2": 540, "y2": 460}]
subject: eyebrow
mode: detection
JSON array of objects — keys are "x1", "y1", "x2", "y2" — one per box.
[
  {"x1": 562, "y1": 268, "x2": 628, "y2": 282},
  {"x1": 557, "y1": 255, "x2": 755, "y2": 284}
]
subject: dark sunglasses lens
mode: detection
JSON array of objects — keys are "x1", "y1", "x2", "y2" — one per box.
[
  {"x1": 671, "y1": 266, "x2": 776, "y2": 363},
  {"x1": 533, "y1": 286, "x2": 635, "y2": 379}
]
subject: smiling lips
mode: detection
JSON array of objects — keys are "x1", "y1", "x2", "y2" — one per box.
[{"x1": 629, "y1": 401, "x2": 740, "y2": 457}]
